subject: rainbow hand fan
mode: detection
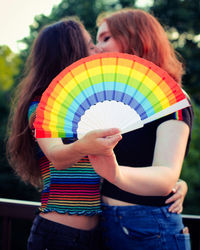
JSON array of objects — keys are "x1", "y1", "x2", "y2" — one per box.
[{"x1": 34, "y1": 52, "x2": 190, "y2": 139}]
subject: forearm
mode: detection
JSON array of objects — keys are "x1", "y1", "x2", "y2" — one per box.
[
  {"x1": 37, "y1": 128, "x2": 122, "y2": 170},
  {"x1": 114, "y1": 165, "x2": 179, "y2": 196},
  {"x1": 46, "y1": 141, "x2": 85, "y2": 170},
  {"x1": 89, "y1": 154, "x2": 180, "y2": 196}
]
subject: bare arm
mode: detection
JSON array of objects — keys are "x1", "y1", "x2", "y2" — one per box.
[
  {"x1": 89, "y1": 120, "x2": 189, "y2": 196},
  {"x1": 37, "y1": 128, "x2": 122, "y2": 170}
]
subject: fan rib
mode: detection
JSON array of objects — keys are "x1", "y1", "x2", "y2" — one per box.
[
  {"x1": 112, "y1": 56, "x2": 118, "y2": 100},
  {"x1": 69, "y1": 70, "x2": 91, "y2": 107},
  {"x1": 132, "y1": 66, "x2": 151, "y2": 108},
  {"x1": 121, "y1": 59, "x2": 135, "y2": 103},
  {"x1": 100, "y1": 57, "x2": 106, "y2": 100},
  {"x1": 83, "y1": 62, "x2": 98, "y2": 103}
]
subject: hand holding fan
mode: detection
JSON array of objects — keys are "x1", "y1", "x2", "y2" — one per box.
[{"x1": 34, "y1": 52, "x2": 190, "y2": 139}]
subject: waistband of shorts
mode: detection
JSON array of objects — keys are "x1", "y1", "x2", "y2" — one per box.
[{"x1": 101, "y1": 203, "x2": 172, "y2": 217}]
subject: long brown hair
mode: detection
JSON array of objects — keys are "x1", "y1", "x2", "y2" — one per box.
[
  {"x1": 97, "y1": 8, "x2": 184, "y2": 85},
  {"x1": 6, "y1": 19, "x2": 89, "y2": 187}
]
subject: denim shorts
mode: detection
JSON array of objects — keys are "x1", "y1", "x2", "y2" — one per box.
[
  {"x1": 100, "y1": 204, "x2": 191, "y2": 250},
  {"x1": 27, "y1": 215, "x2": 102, "y2": 250}
]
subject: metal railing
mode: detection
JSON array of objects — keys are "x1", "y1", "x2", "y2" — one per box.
[
  {"x1": 0, "y1": 198, "x2": 40, "y2": 250},
  {"x1": 0, "y1": 198, "x2": 200, "y2": 250}
]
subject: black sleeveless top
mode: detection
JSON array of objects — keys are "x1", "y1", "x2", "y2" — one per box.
[{"x1": 101, "y1": 105, "x2": 194, "y2": 206}]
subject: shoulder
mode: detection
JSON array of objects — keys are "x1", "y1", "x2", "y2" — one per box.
[
  {"x1": 157, "y1": 95, "x2": 194, "y2": 131},
  {"x1": 175, "y1": 104, "x2": 194, "y2": 128}
]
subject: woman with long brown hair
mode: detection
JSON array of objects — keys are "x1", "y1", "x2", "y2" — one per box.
[
  {"x1": 6, "y1": 18, "x2": 122, "y2": 250},
  {"x1": 89, "y1": 8, "x2": 193, "y2": 249}
]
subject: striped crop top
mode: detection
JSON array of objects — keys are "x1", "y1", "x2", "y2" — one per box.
[{"x1": 28, "y1": 97, "x2": 101, "y2": 215}]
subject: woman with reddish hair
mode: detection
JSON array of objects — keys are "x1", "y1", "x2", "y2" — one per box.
[{"x1": 88, "y1": 8, "x2": 193, "y2": 249}]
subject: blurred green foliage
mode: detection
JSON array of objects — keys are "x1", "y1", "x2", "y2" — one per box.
[
  {"x1": 0, "y1": 46, "x2": 21, "y2": 91},
  {"x1": 0, "y1": 0, "x2": 200, "y2": 216},
  {"x1": 181, "y1": 101, "x2": 200, "y2": 214},
  {"x1": 152, "y1": 0, "x2": 200, "y2": 103}
]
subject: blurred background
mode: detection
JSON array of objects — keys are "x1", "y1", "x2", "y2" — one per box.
[{"x1": 0, "y1": 0, "x2": 200, "y2": 249}]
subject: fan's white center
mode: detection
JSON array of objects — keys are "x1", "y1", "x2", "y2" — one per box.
[{"x1": 77, "y1": 100, "x2": 143, "y2": 139}]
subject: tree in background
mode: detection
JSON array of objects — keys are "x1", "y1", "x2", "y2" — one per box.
[
  {"x1": 181, "y1": 101, "x2": 200, "y2": 214},
  {"x1": 151, "y1": 0, "x2": 200, "y2": 104},
  {"x1": 0, "y1": 46, "x2": 41, "y2": 202},
  {"x1": 0, "y1": 46, "x2": 21, "y2": 91},
  {"x1": 1, "y1": 0, "x2": 200, "y2": 214}
]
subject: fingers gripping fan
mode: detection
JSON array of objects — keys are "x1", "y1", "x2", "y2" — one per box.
[{"x1": 34, "y1": 52, "x2": 190, "y2": 139}]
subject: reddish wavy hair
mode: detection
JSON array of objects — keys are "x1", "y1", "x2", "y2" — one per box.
[{"x1": 97, "y1": 8, "x2": 184, "y2": 85}]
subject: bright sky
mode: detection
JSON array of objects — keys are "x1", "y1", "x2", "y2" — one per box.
[
  {"x1": 0, "y1": 0, "x2": 62, "y2": 53},
  {"x1": 0, "y1": 0, "x2": 152, "y2": 54}
]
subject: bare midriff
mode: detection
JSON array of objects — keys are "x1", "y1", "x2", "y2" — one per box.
[{"x1": 40, "y1": 212, "x2": 99, "y2": 230}]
